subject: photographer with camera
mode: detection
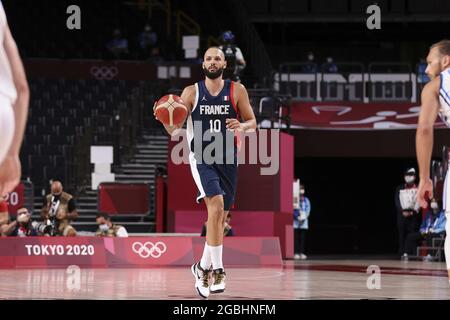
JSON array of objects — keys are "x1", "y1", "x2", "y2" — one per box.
[
  {"x1": 41, "y1": 181, "x2": 78, "y2": 234},
  {"x1": 95, "y1": 213, "x2": 128, "y2": 237},
  {"x1": 2, "y1": 207, "x2": 39, "y2": 237},
  {"x1": 219, "y1": 30, "x2": 246, "y2": 82},
  {"x1": 51, "y1": 207, "x2": 77, "y2": 237},
  {"x1": 40, "y1": 207, "x2": 77, "y2": 236}
]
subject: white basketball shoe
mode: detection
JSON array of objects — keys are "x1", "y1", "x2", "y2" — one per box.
[
  {"x1": 210, "y1": 268, "x2": 226, "y2": 293},
  {"x1": 191, "y1": 262, "x2": 211, "y2": 298}
]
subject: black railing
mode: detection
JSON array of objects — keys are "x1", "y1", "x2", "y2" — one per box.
[{"x1": 276, "y1": 61, "x2": 420, "y2": 102}]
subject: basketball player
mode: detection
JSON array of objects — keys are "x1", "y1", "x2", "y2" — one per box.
[
  {"x1": 155, "y1": 47, "x2": 256, "y2": 298},
  {"x1": 0, "y1": 1, "x2": 29, "y2": 196},
  {"x1": 416, "y1": 40, "x2": 450, "y2": 282}
]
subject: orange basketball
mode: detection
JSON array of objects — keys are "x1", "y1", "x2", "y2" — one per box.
[{"x1": 154, "y1": 94, "x2": 188, "y2": 126}]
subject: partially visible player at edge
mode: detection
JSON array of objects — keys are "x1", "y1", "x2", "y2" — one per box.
[
  {"x1": 155, "y1": 47, "x2": 256, "y2": 298},
  {"x1": 0, "y1": 1, "x2": 29, "y2": 196},
  {"x1": 416, "y1": 39, "x2": 450, "y2": 282}
]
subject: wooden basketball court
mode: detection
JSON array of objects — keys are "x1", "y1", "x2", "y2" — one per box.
[{"x1": 0, "y1": 258, "x2": 448, "y2": 299}]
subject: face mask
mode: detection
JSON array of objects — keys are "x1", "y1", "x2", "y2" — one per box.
[
  {"x1": 52, "y1": 192, "x2": 62, "y2": 200},
  {"x1": 300, "y1": 189, "x2": 305, "y2": 195},
  {"x1": 203, "y1": 66, "x2": 224, "y2": 79},
  {"x1": 431, "y1": 202, "x2": 439, "y2": 210},
  {"x1": 17, "y1": 213, "x2": 29, "y2": 224},
  {"x1": 99, "y1": 224, "x2": 109, "y2": 232},
  {"x1": 404, "y1": 176, "x2": 415, "y2": 184}
]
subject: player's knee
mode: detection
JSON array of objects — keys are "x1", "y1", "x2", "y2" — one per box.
[{"x1": 208, "y1": 204, "x2": 225, "y2": 223}]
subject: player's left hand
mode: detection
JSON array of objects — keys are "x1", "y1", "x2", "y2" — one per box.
[{"x1": 226, "y1": 118, "x2": 243, "y2": 131}]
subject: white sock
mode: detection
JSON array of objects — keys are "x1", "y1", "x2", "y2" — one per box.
[
  {"x1": 209, "y1": 244, "x2": 224, "y2": 270},
  {"x1": 200, "y1": 242, "x2": 211, "y2": 270}
]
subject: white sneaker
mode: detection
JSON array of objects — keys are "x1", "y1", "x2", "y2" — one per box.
[
  {"x1": 191, "y1": 262, "x2": 210, "y2": 298},
  {"x1": 210, "y1": 268, "x2": 226, "y2": 293},
  {"x1": 300, "y1": 253, "x2": 307, "y2": 260},
  {"x1": 294, "y1": 254, "x2": 301, "y2": 260}
]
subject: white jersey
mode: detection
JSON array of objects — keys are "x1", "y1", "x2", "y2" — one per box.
[{"x1": 0, "y1": 1, "x2": 17, "y2": 104}]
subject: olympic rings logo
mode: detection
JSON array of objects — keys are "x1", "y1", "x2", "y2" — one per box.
[
  {"x1": 132, "y1": 241, "x2": 167, "y2": 258},
  {"x1": 90, "y1": 66, "x2": 119, "y2": 80}
]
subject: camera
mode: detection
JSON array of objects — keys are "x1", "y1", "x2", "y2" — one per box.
[{"x1": 31, "y1": 221, "x2": 52, "y2": 235}]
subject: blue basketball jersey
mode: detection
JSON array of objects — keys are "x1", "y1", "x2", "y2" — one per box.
[{"x1": 186, "y1": 79, "x2": 239, "y2": 164}]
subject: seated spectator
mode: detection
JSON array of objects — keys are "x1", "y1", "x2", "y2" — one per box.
[
  {"x1": 106, "y1": 28, "x2": 129, "y2": 59},
  {"x1": 138, "y1": 24, "x2": 158, "y2": 58},
  {"x1": 201, "y1": 213, "x2": 234, "y2": 237},
  {"x1": 95, "y1": 213, "x2": 128, "y2": 237},
  {"x1": 0, "y1": 198, "x2": 14, "y2": 236},
  {"x1": 417, "y1": 58, "x2": 430, "y2": 84},
  {"x1": 301, "y1": 52, "x2": 317, "y2": 73},
  {"x1": 322, "y1": 56, "x2": 338, "y2": 73},
  {"x1": 3, "y1": 207, "x2": 38, "y2": 237},
  {"x1": 405, "y1": 198, "x2": 446, "y2": 258}
]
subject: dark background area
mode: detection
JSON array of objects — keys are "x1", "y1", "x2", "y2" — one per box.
[{"x1": 295, "y1": 157, "x2": 420, "y2": 254}]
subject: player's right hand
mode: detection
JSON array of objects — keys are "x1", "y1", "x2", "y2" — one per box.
[
  {"x1": 417, "y1": 177, "x2": 433, "y2": 209},
  {"x1": 153, "y1": 101, "x2": 159, "y2": 121}
]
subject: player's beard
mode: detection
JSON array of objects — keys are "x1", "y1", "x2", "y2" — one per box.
[{"x1": 203, "y1": 66, "x2": 224, "y2": 79}]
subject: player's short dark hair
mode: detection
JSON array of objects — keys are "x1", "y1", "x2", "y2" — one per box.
[
  {"x1": 430, "y1": 40, "x2": 450, "y2": 56},
  {"x1": 205, "y1": 46, "x2": 225, "y2": 58}
]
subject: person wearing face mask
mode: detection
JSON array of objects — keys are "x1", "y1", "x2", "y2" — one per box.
[
  {"x1": 293, "y1": 184, "x2": 311, "y2": 260},
  {"x1": 105, "y1": 28, "x2": 129, "y2": 59},
  {"x1": 302, "y1": 52, "x2": 318, "y2": 74},
  {"x1": 395, "y1": 168, "x2": 421, "y2": 260},
  {"x1": 138, "y1": 23, "x2": 159, "y2": 60},
  {"x1": 404, "y1": 198, "x2": 446, "y2": 260},
  {"x1": 41, "y1": 181, "x2": 78, "y2": 223},
  {"x1": 95, "y1": 212, "x2": 128, "y2": 237},
  {"x1": 322, "y1": 56, "x2": 338, "y2": 73},
  {"x1": 2, "y1": 207, "x2": 39, "y2": 237}
]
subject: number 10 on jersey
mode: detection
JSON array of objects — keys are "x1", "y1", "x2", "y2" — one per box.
[{"x1": 209, "y1": 119, "x2": 221, "y2": 133}]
